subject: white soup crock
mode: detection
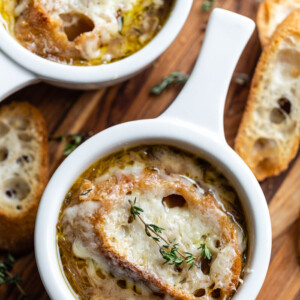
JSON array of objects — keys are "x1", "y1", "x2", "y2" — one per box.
[{"x1": 0, "y1": 0, "x2": 193, "y2": 101}]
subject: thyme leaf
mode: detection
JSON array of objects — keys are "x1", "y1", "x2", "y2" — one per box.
[
  {"x1": 63, "y1": 135, "x2": 83, "y2": 156},
  {"x1": 184, "y1": 252, "x2": 196, "y2": 270},
  {"x1": 202, "y1": 0, "x2": 217, "y2": 11},
  {"x1": 160, "y1": 243, "x2": 184, "y2": 266},
  {"x1": 128, "y1": 199, "x2": 212, "y2": 270},
  {"x1": 49, "y1": 132, "x2": 92, "y2": 156},
  {"x1": 0, "y1": 254, "x2": 28, "y2": 299},
  {"x1": 198, "y1": 242, "x2": 212, "y2": 260},
  {"x1": 129, "y1": 198, "x2": 144, "y2": 220},
  {"x1": 148, "y1": 224, "x2": 165, "y2": 234},
  {"x1": 151, "y1": 71, "x2": 189, "y2": 95},
  {"x1": 80, "y1": 188, "x2": 92, "y2": 196}
]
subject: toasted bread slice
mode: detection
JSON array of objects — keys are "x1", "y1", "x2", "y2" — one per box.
[
  {"x1": 77, "y1": 167, "x2": 243, "y2": 299},
  {"x1": 257, "y1": 0, "x2": 300, "y2": 47},
  {"x1": 0, "y1": 102, "x2": 48, "y2": 253},
  {"x1": 298, "y1": 210, "x2": 300, "y2": 263},
  {"x1": 235, "y1": 10, "x2": 300, "y2": 181}
]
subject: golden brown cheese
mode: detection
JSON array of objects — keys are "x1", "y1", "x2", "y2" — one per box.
[
  {"x1": 95, "y1": 170, "x2": 242, "y2": 299},
  {"x1": 57, "y1": 145, "x2": 248, "y2": 300},
  {"x1": 2, "y1": 0, "x2": 173, "y2": 65}
]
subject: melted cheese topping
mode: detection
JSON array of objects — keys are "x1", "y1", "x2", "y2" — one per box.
[
  {"x1": 1, "y1": 0, "x2": 172, "y2": 65},
  {"x1": 35, "y1": 0, "x2": 139, "y2": 43},
  {"x1": 57, "y1": 145, "x2": 248, "y2": 300}
]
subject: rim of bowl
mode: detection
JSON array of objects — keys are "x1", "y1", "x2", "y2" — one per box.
[
  {"x1": 0, "y1": 0, "x2": 193, "y2": 84},
  {"x1": 35, "y1": 118, "x2": 271, "y2": 300}
]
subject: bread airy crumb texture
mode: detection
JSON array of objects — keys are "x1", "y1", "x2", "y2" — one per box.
[
  {"x1": 235, "y1": 10, "x2": 300, "y2": 181},
  {"x1": 257, "y1": 0, "x2": 300, "y2": 47},
  {"x1": 0, "y1": 102, "x2": 48, "y2": 253}
]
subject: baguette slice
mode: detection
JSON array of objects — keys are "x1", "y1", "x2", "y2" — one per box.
[
  {"x1": 235, "y1": 10, "x2": 300, "y2": 181},
  {"x1": 0, "y1": 102, "x2": 48, "y2": 253},
  {"x1": 72, "y1": 168, "x2": 244, "y2": 299},
  {"x1": 257, "y1": 0, "x2": 300, "y2": 47}
]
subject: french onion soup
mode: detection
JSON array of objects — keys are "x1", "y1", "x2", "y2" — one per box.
[
  {"x1": 57, "y1": 145, "x2": 248, "y2": 300},
  {"x1": 0, "y1": 0, "x2": 173, "y2": 65}
]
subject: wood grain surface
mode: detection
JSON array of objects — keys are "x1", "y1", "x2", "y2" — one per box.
[{"x1": 0, "y1": 0, "x2": 299, "y2": 299}]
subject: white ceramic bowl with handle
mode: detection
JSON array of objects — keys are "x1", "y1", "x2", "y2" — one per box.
[
  {"x1": 0, "y1": 0, "x2": 193, "y2": 102},
  {"x1": 35, "y1": 9, "x2": 271, "y2": 300}
]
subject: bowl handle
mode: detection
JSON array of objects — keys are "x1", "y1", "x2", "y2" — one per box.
[
  {"x1": 0, "y1": 50, "x2": 38, "y2": 102},
  {"x1": 160, "y1": 9, "x2": 255, "y2": 142}
]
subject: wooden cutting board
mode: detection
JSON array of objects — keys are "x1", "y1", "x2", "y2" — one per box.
[{"x1": 0, "y1": 0, "x2": 299, "y2": 299}]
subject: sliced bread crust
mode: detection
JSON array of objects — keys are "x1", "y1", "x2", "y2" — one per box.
[
  {"x1": 235, "y1": 10, "x2": 300, "y2": 181},
  {"x1": 0, "y1": 102, "x2": 48, "y2": 253},
  {"x1": 257, "y1": 0, "x2": 300, "y2": 47},
  {"x1": 79, "y1": 169, "x2": 243, "y2": 299}
]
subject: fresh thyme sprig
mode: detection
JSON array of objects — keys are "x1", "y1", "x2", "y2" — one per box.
[
  {"x1": 49, "y1": 132, "x2": 92, "y2": 156},
  {"x1": 128, "y1": 198, "x2": 212, "y2": 270},
  {"x1": 151, "y1": 71, "x2": 189, "y2": 95},
  {"x1": 198, "y1": 242, "x2": 212, "y2": 260},
  {"x1": 129, "y1": 198, "x2": 144, "y2": 220},
  {"x1": 129, "y1": 199, "x2": 166, "y2": 244},
  {"x1": 0, "y1": 253, "x2": 28, "y2": 299},
  {"x1": 160, "y1": 242, "x2": 184, "y2": 266},
  {"x1": 184, "y1": 252, "x2": 196, "y2": 270}
]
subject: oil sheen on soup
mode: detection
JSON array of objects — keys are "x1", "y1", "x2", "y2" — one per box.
[
  {"x1": 0, "y1": 0, "x2": 173, "y2": 65},
  {"x1": 57, "y1": 145, "x2": 248, "y2": 300}
]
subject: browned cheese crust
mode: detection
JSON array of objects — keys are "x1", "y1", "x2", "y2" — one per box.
[
  {"x1": 14, "y1": 0, "x2": 81, "y2": 62},
  {"x1": 87, "y1": 170, "x2": 242, "y2": 299}
]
